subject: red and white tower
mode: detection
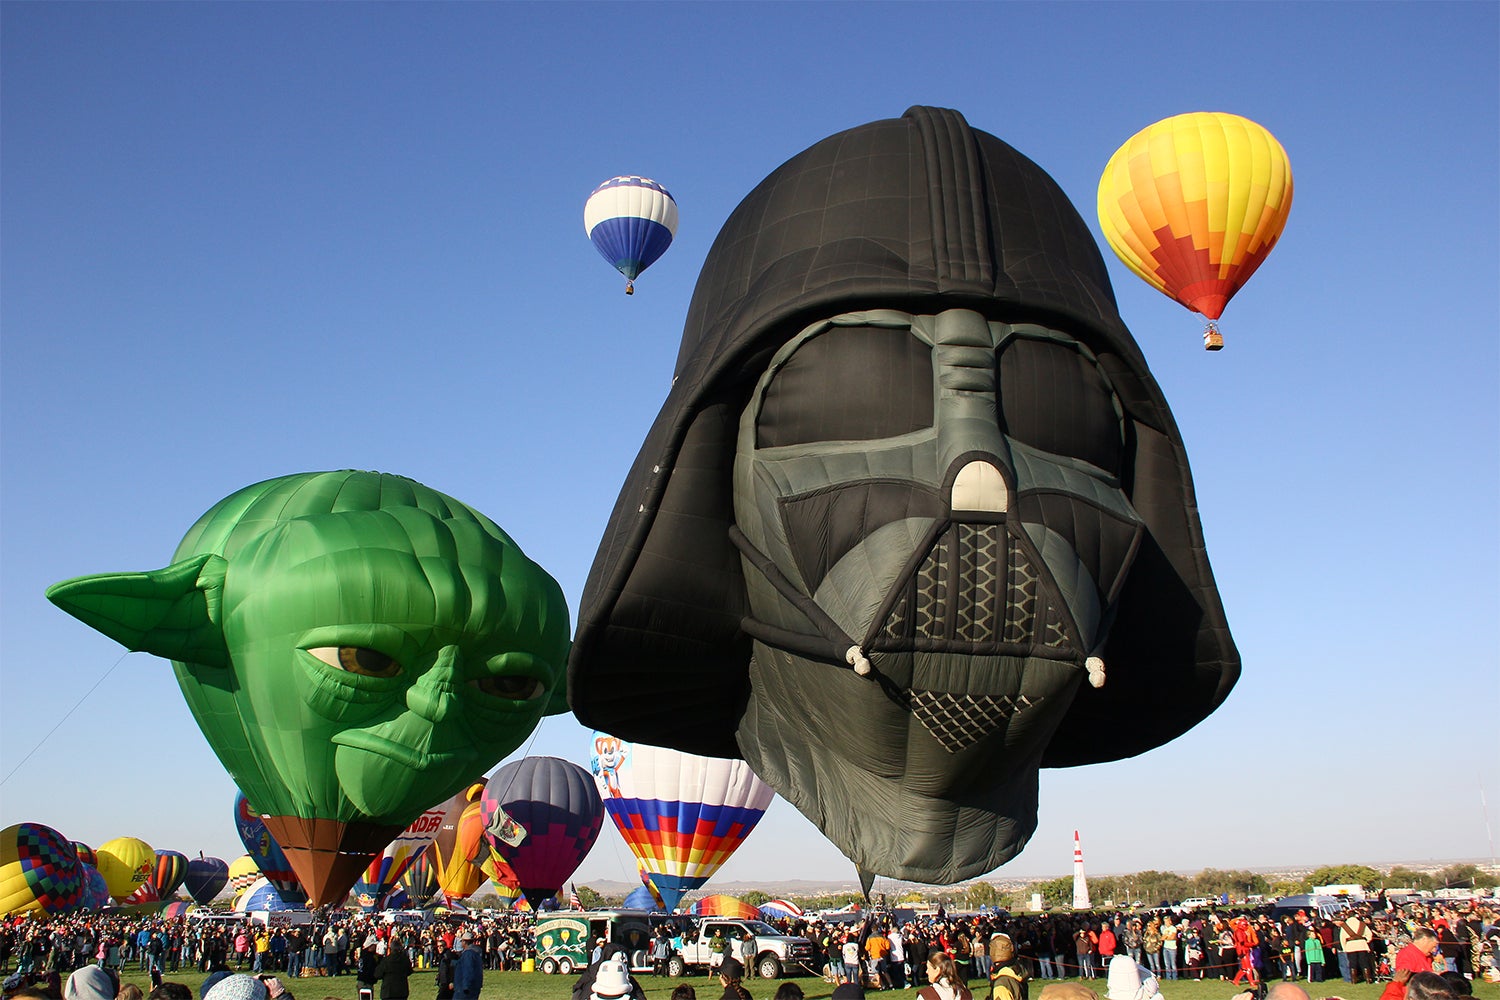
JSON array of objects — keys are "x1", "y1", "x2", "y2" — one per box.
[{"x1": 1071, "y1": 829, "x2": 1091, "y2": 910}]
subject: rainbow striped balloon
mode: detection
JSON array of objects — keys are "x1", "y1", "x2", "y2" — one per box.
[
  {"x1": 589, "y1": 732, "x2": 773, "y2": 912},
  {"x1": 1098, "y1": 112, "x2": 1293, "y2": 348},
  {"x1": 584, "y1": 176, "x2": 678, "y2": 294}
]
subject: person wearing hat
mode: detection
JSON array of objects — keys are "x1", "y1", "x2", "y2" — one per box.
[
  {"x1": 716, "y1": 958, "x2": 752, "y2": 1000},
  {"x1": 589, "y1": 959, "x2": 635, "y2": 1000},
  {"x1": 64, "y1": 966, "x2": 118, "y2": 1000},
  {"x1": 1104, "y1": 955, "x2": 1160, "y2": 1000},
  {"x1": 202, "y1": 974, "x2": 269, "y2": 1000},
  {"x1": 988, "y1": 934, "x2": 1028, "y2": 1000},
  {"x1": 450, "y1": 934, "x2": 481, "y2": 1000},
  {"x1": 571, "y1": 946, "x2": 645, "y2": 1000}
]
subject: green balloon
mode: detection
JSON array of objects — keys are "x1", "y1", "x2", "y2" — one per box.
[{"x1": 48, "y1": 471, "x2": 569, "y2": 899}]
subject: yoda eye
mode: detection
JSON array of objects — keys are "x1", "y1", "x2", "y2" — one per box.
[
  {"x1": 473, "y1": 675, "x2": 544, "y2": 701},
  {"x1": 308, "y1": 646, "x2": 402, "y2": 678}
]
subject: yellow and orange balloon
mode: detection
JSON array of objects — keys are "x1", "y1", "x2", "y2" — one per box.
[{"x1": 1098, "y1": 112, "x2": 1293, "y2": 350}]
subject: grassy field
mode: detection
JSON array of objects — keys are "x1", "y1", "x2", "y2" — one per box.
[{"x1": 101, "y1": 968, "x2": 1500, "y2": 1000}]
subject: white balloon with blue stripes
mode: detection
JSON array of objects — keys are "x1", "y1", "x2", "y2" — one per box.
[{"x1": 585, "y1": 176, "x2": 678, "y2": 294}]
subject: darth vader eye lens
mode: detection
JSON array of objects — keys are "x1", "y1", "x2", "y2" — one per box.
[
  {"x1": 997, "y1": 337, "x2": 1124, "y2": 475},
  {"x1": 756, "y1": 326, "x2": 933, "y2": 448},
  {"x1": 308, "y1": 646, "x2": 402, "y2": 678}
]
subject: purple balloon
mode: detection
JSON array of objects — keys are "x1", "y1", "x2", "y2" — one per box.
[{"x1": 184, "y1": 856, "x2": 229, "y2": 905}]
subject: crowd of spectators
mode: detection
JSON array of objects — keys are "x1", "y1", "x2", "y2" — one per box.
[{"x1": 1, "y1": 895, "x2": 1496, "y2": 1000}]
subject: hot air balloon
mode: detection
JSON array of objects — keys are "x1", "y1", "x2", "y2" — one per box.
[
  {"x1": 585, "y1": 176, "x2": 679, "y2": 294},
  {"x1": 78, "y1": 864, "x2": 110, "y2": 911},
  {"x1": 430, "y1": 781, "x2": 488, "y2": 900},
  {"x1": 688, "y1": 894, "x2": 759, "y2": 919},
  {"x1": 0, "y1": 823, "x2": 84, "y2": 917},
  {"x1": 478, "y1": 757, "x2": 603, "y2": 908},
  {"x1": 96, "y1": 837, "x2": 155, "y2": 903},
  {"x1": 400, "y1": 849, "x2": 439, "y2": 907},
  {"x1": 352, "y1": 801, "x2": 446, "y2": 911},
  {"x1": 235, "y1": 877, "x2": 302, "y2": 914},
  {"x1": 185, "y1": 856, "x2": 229, "y2": 905},
  {"x1": 588, "y1": 732, "x2": 773, "y2": 912},
  {"x1": 71, "y1": 842, "x2": 96, "y2": 869},
  {"x1": 227, "y1": 855, "x2": 262, "y2": 895},
  {"x1": 234, "y1": 794, "x2": 307, "y2": 905},
  {"x1": 151, "y1": 850, "x2": 189, "y2": 900},
  {"x1": 48, "y1": 470, "x2": 571, "y2": 906},
  {"x1": 1097, "y1": 111, "x2": 1293, "y2": 350},
  {"x1": 568, "y1": 107, "x2": 1239, "y2": 887}
]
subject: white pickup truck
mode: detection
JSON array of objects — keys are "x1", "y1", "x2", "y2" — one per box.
[{"x1": 670, "y1": 917, "x2": 820, "y2": 980}]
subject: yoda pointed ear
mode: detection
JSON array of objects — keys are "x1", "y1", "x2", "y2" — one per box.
[{"x1": 46, "y1": 553, "x2": 231, "y2": 669}]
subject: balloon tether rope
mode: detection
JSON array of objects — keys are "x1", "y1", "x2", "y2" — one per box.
[{"x1": 0, "y1": 649, "x2": 129, "y2": 787}]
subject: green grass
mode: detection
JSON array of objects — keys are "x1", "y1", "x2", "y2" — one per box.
[{"x1": 102, "y1": 968, "x2": 1500, "y2": 1000}]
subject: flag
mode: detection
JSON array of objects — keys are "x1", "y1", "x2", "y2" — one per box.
[{"x1": 569, "y1": 882, "x2": 582, "y2": 909}]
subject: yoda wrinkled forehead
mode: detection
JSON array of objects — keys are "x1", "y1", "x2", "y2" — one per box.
[{"x1": 48, "y1": 470, "x2": 570, "y2": 826}]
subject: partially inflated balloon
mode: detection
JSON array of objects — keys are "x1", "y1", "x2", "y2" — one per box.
[
  {"x1": 96, "y1": 837, "x2": 155, "y2": 902},
  {"x1": 227, "y1": 855, "x2": 261, "y2": 895},
  {"x1": 430, "y1": 781, "x2": 487, "y2": 900},
  {"x1": 235, "y1": 877, "x2": 302, "y2": 913},
  {"x1": 78, "y1": 864, "x2": 110, "y2": 911},
  {"x1": 47, "y1": 470, "x2": 571, "y2": 906},
  {"x1": 585, "y1": 177, "x2": 678, "y2": 294},
  {"x1": 0, "y1": 823, "x2": 83, "y2": 917},
  {"x1": 352, "y1": 802, "x2": 445, "y2": 910},
  {"x1": 589, "y1": 732, "x2": 773, "y2": 911},
  {"x1": 185, "y1": 856, "x2": 229, "y2": 904},
  {"x1": 234, "y1": 794, "x2": 306, "y2": 904},
  {"x1": 399, "y1": 849, "x2": 439, "y2": 907},
  {"x1": 151, "y1": 850, "x2": 189, "y2": 899},
  {"x1": 689, "y1": 894, "x2": 759, "y2": 919},
  {"x1": 1097, "y1": 111, "x2": 1293, "y2": 349},
  {"x1": 478, "y1": 757, "x2": 603, "y2": 908}
]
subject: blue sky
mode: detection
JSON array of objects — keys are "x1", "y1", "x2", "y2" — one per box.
[{"x1": 3, "y1": 2, "x2": 1497, "y2": 891}]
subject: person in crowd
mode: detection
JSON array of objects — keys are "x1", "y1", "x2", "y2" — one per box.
[
  {"x1": 370, "y1": 935, "x2": 411, "y2": 1000},
  {"x1": 715, "y1": 958, "x2": 753, "y2": 1000},
  {"x1": 917, "y1": 952, "x2": 971, "y2": 1000},
  {"x1": 449, "y1": 935, "x2": 481, "y2": 1000},
  {"x1": 773, "y1": 984, "x2": 804, "y2": 1000},
  {"x1": 987, "y1": 934, "x2": 1027, "y2": 1000},
  {"x1": 63, "y1": 967, "x2": 115, "y2": 1000},
  {"x1": 202, "y1": 975, "x2": 268, "y2": 1000},
  {"x1": 670, "y1": 988, "x2": 697, "y2": 1000},
  {"x1": 1341, "y1": 911, "x2": 1375, "y2": 984},
  {"x1": 1104, "y1": 955, "x2": 1159, "y2": 1000}
]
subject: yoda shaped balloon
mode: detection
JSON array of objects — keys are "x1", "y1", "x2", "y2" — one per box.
[
  {"x1": 568, "y1": 107, "x2": 1239, "y2": 884},
  {"x1": 48, "y1": 470, "x2": 569, "y2": 904}
]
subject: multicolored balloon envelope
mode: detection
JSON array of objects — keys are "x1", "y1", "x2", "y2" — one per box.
[
  {"x1": 588, "y1": 732, "x2": 773, "y2": 912},
  {"x1": 399, "y1": 848, "x2": 440, "y2": 907},
  {"x1": 151, "y1": 850, "x2": 189, "y2": 899},
  {"x1": 585, "y1": 176, "x2": 678, "y2": 294},
  {"x1": 1097, "y1": 111, "x2": 1293, "y2": 349},
  {"x1": 234, "y1": 877, "x2": 302, "y2": 913},
  {"x1": 184, "y1": 856, "x2": 229, "y2": 905},
  {"x1": 71, "y1": 842, "x2": 96, "y2": 869},
  {"x1": 78, "y1": 864, "x2": 110, "y2": 910},
  {"x1": 688, "y1": 894, "x2": 759, "y2": 919},
  {"x1": 47, "y1": 470, "x2": 571, "y2": 906},
  {"x1": 227, "y1": 855, "x2": 262, "y2": 895},
  {"x1": 96, "y1": 837, "x2": 155, "y2": 903},
  {"x1": 352, "y1": 801, "x2": 446, "y2": 911},
  {"x1": 430, "y1": 781, "x2": 488, "y2": 900},
  {"x1": 234, "y1": 794, "x2": 306, "y2": 905},
  {"x1": 0, "y1": 823, "x2": 83, "y2": 917},
  {"x1": 478, "y1": 756, "x2": 603, "y2": 908}
]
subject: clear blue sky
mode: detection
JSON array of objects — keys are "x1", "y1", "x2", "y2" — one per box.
[{"x1": 4, "y1": 2, "x2": 1497, "y2": 891}]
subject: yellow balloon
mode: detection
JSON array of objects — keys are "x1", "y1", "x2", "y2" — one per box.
[
  {"x1": 95, "y1": 836, "x2": 155, "y2": 902},
  {"x1": 227, "y1": 853, "x2": 262, "y2": 894}
]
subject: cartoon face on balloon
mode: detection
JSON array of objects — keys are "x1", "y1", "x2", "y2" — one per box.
[
  {"x1": 49, "y1": 470, "x2": 570, "y2": 902},
  {"x1": 570, "y1": 107, "x2": 1239, "y2": 884}
]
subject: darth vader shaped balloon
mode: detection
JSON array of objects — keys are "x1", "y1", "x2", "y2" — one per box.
[{"x1": 568, "y1": 107, "x2": 1239, "y2": 883}]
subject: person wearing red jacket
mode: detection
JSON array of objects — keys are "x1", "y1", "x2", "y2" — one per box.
[{"x1": 1377, "y1": 928, "x2": 1439, "y2": 1000}]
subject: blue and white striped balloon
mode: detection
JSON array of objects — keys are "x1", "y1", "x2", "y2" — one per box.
[{"x1": 584, "y1": 176, "x2": 678, "y2": 294}]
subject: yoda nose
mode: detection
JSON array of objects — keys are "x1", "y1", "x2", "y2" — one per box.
[
  {"x1": 951, "y1": 460, "x2": 1009, "y2": 513},
  {"x1": 407, "y1": 646, "x2": 462, "y2": 722}
]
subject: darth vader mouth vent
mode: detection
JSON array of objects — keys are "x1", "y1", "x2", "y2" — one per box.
[{"x1": 909, "y1": 689, "x2": 1036, "y2": 753}]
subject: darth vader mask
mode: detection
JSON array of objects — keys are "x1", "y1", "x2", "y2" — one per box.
[{"x1": 569, "y1": 108, "x2": 1237, "y2": 882}]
